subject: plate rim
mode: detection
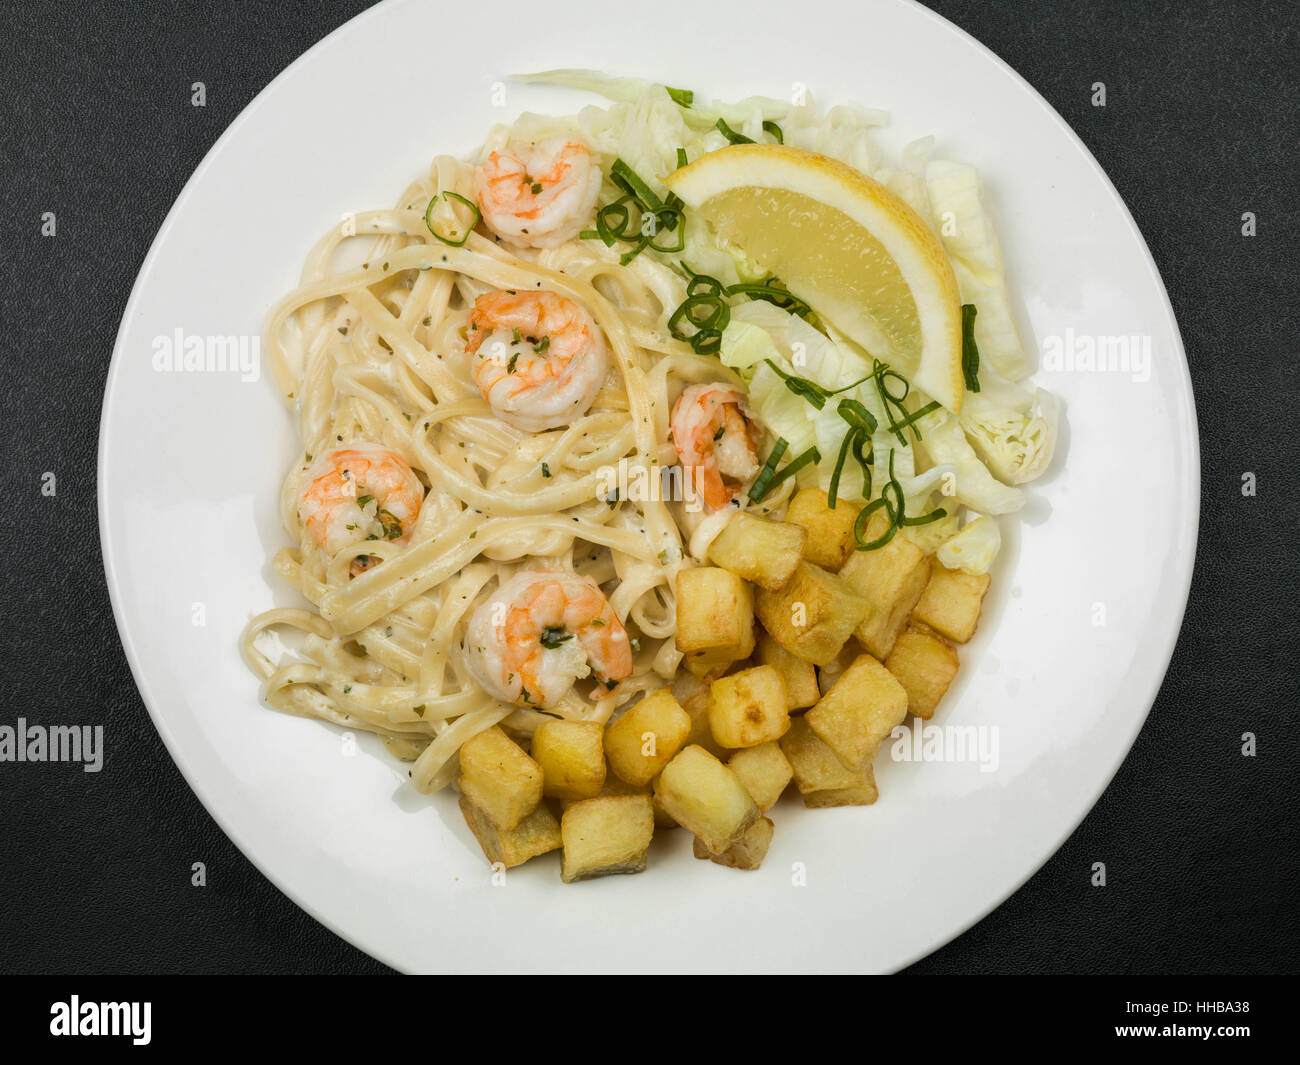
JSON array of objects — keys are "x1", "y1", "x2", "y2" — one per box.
[{"x1": 97, "y1": 0, "x2": 1200, "y2": 973}]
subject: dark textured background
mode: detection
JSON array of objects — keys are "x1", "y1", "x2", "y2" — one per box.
[{"x1": 0, "y1": 0, "x2": 1296, "y2": 975}]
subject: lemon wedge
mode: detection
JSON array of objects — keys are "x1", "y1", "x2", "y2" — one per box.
[{"x1": 666, "y1": 144, "x2": 964, "y2": 412}]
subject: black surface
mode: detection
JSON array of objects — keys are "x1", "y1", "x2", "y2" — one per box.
[{"x1": 1, "y1": 0, "x2": 1296, "y2": 975}]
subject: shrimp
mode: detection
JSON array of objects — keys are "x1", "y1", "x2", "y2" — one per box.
[
  {"x1": 465, "y1": 289, "x2": 609, "y2": 433},
  {"x1": 670, "y1": 384, "x2": 762, "y2": 510},
  {"x1": 463, "y1": 571, "x2": 633, "y2": 709},
  {"x1": 297, "y1": 444, "x2": 425, "y2": 573},
  {"x1": 474, "y1": 136, "x2": 601, "y2": 248}
]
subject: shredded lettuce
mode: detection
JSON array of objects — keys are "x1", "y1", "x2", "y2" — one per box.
[
  {"x1": 958, "y1": 378, "x2": 1060, "y2": 485},
  {"x1": 937, "y1": 516, "x2": 1002, "y2": 575},
  {"x1": 917, "y1": 409, "x2": 1025, "y2": 515},
  {"x1": 926, "y1": 159, "x2": 1031, "y2": 381}
]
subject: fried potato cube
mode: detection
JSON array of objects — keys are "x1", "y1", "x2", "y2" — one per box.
[
  {"x1": 560, "y1": 794, "x2": 654, "y2": 883},
  {"x1": 802, "y1": 768, "x2": 879, "y2": 808},
  {"x1": 727, "y1": 741, "x2": 793, "y2": 812},
  {"x1": 559, "y1": 772, "x2": 652, "y2": 812},
  {"x1": 785, "y1": 487, "x2": 860, "y2": 570},
  {"x1": 530, "y1": 719, "x2": 606, "y2": 801},
  {"x1": 459, "y1": 795, "x2": 561, "y2": 869},
  {"x1": 755, "y1": 631, "x2": 820, "y2": 709},
  {"x1": 605, "y1": 688, "x2": 692, "y2": 787},
  {"x1": 838, "y1": 515, "x2": 930, "y2": 659},
  {"x1": 706, "y1": 511, "x2": 806, "y2": 591},
  {"x1": 816, "y1": 643, "x2": 859, "y2": 697},
  {"x1": 692, "y1": 816, "x2": 774, "y2": 870},
  {"x1": 676, "y1": 566, "x2": 756, "y2": 677},
  {"x1": 911, "y1": 562, "x2": 991, "y2": 643},
  {"x1": 806, "y1": 654, "x2": 909, "y2": 772},
  {"x1": 652, "y1": 790, "x2": 680, "y2": 830},
  {"x1": 754, "y1": 562, "x2": 869, "y2": 666},
  {"x1": 707, "y1": 664, "x2": 790, "y2": 749},
  {"x1": 654, "y1": 745, "x2": 759, "y2": 854},
  {"x1": 457, "y1": 725, "x2": 544, "y2": 832},
  {"x1": 885, "y1": 626, "x2": 960, "y2": 719},
  {"x1": 779, "y1": 718, "x2": 878, "y2": 807},
  {"x1": 680, "y1": 683, "x2": 730, "y2": 759}
]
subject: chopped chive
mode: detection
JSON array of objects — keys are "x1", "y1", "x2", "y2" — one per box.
[
  {"x1": 716, "y1": 117, "x2": 754, "y2": 144},
  {"x1": 539, "y1": 625, "x2": 572, "y2": 649},
  {"x1": 675, "y1": 147, "x2": 688, "y2": 169},
  {"x1": 666, "y1": 86, "x2": 694, "y2": 107},
  {"x1": 746, "y1": 438, "x2": 788, "y2": 502},
  {"x1": 725, "y1": 278, "x2": 812, "y2": 318},
  {"x1": 669, "y1": 286, "x2": 730, "y2": 355},
  {"x1": 961, "y1": 303, "x2": 981, "y2": 393},
  {"x1": 763, "y1": 360, "x2": 874, "y2": 410},
  {"x1": 761, "y1": 444, "x2": 820, "y2": 499},
  {"x1": 762, "y1": 119, "x2": 784, "y2": 144}
]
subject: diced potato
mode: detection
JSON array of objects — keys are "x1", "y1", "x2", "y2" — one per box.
[
  {"x1": 727, "y1": 742, "x2": 793, "y2": 812},
  {"x1": 559, "y1": 772, "x2": 651, "y2": 812},
  {"x1": 680, "y1": 681, "x2": 730, "y2": 759},
  {"x1": 838, "y1": 513, "x2": 930, "y2": 659},
  {"x1": 802, "y1": 768, "x2": 879, "y2": 808},
  {"x1": 785, "y1": 488, "x2": 860, "y2": 570},
  {"x1": 754, "y1": 562, "x2": 869, "y2": 666},
  {"x1": 457, "y1": 725, "x2": 543, "y2": 832},
  {"x1": 816, "y1": 643, "x2": 859, "y2": 696},
  {"x1": 706, "y1": 511, "x2": 806, "y2": 591},
  {"x1": 885, "y1": 626, "x2": 960, "y2": 719},
  {"x1": 652, "y1": 790, "x2": 679, "y2": 830},
  {"x1": 560, "y1": 794, "x2": 655, "y2": 883},
  {"x1": 654, "y1": 745, "x2": 759, "y2": 854},
  {"x1": 692, "y1": 816, "x2": 774, "y2": 870},
  {"x1": 806, "y1": 654, "x2": 909, "y2": 772},
  {"x1": 675, "y1": 566, "x2": 754, "y2": 653},
  {"x1": 708, "y1": 665, "x2": 791, "y2": 749},
  {"x1": 531, "y1": 719, "x2": 605, "y2": 801},
  {"x1": 912, "y1": 562, "x2": 991, "y2": 643},
  {"x1": 605, "y1": 688, "x2": 692, "y2": 787},
  {"x1": 459, "y1": 795, "x2": 561, "y2": 869},
  {"x1": 675, "y1": 566, "x2": 755, "y2": 677},
  {"x1": 755, "y1": 632, "x2": 820, "y2": 709},
  {"x1": 779, "y1": 718, "x2": 878, "y2": 806}
]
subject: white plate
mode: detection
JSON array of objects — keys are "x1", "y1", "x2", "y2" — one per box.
[{"x1": 99, "y1": 0, "x2": 1197, "y2": 973}]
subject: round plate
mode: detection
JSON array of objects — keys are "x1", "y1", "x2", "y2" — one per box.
[{"x1": 99, "y1": 0, "x2": 1197, "y2": 973}]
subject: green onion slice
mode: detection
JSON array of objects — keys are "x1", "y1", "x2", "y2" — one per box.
[
  {"x1": 961, "y1": 303, "x2": 981, "y2": 393},
  {"x1": 424, "y1": 191, "x2": 480, "y2": 247},
  {"x1": 715, "y1": 117, "x2": 754, "y2": 144},
  {"x1": 746, "y1": 438, "x2": 788, "y2": 501}
]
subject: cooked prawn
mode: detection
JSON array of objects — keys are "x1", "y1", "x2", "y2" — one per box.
[
  {"x1": 297, "y1": 444, "x2": 425, "y2": 573},
  {"x1": 474, "y1": 136, "x2": 601, "y2": 248},
  {"x1": 670, "y1": 384, "x2": 761, "y2": 510},
  {"x1": 463, "y1": 571, "x2": 633, "y2": 709},
  {"x1": 465, "y1": 289, "x2": 608, "y2": 433}
]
